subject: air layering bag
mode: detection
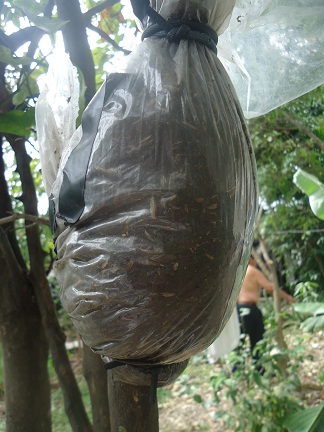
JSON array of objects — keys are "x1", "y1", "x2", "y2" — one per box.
[{"x1": 50, "y1": 0, "x2": 258, "y2": 384}]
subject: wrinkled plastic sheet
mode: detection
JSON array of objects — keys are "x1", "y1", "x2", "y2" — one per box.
[
  {"x1": 220, "y1": 0, "x2": 324, "y2": 118},
  {"x1": 51, "y1": 0, "x2": 258, "y2": 371}
]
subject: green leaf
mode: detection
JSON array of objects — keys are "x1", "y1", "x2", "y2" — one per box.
[
  {"x1": 301, "y1": 315, "x2": 324, "y2": 332},
  {"x1": 23, "y1": 9, "x2": 68, "y2": 33},
  {"x1": 284, "y1": 402, "x2": 324, "y2": 432},
  {"x1": 293, "y1": 168, "x2": 324, "y2": 220},
  {"x1": 0, "y1": 109, "x2": 35, "y2": 137},
  {"x1": 252, "y1": 370, "x2": 263, "y2": 388},
  {"x1": 0, "y1": 46, "x2": 33, "y2": 66},
  {"x1": 315, "y1": 126, "x2": 324, "y2": 141},
  {"x1": 193, "y1": 394, "x2": 203, "y2": 403},
  {"x1": 293, "y1": 303, "x2": 324, "y2": 316},
  {"x1": 12, "y1": 0, "x2": 45, "y2": 15},
  {"x1": 12, "y1": 77, "x2": 39, "y2": 105}
]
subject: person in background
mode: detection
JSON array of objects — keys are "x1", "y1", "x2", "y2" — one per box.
[{"x1": 237, "y1": 256, "x2": 296, "y2": 362}]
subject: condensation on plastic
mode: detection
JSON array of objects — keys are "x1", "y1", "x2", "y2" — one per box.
[
  {"x1": 52, "y1": 0, "x2": 258, "y2": 369},
  {"x1": 219, "y1": 0, "x2": 324, "y2": 118},
  {"x1": 35, "y1": 50, "x2": 80, "y2": 196}
]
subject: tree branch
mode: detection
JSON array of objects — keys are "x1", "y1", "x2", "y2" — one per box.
[
  {"x1": 6, "y1": 27, "x2": 39, "y2": 52},
  {"x1": 56, "y1": 0, "x2": 97, "y2": 104},
  {"x1": 83, "y1": 0, "x2": 119, "y2": 22},
  {"x1": 283, "y1": 113, "x2": 324, "y2": 151},
  {"x1": 0, "y1": 212, "x2": 49, "y2": 226},
  {"x1": 87, "y1": 22, "x2": 131, "y2": 54}
]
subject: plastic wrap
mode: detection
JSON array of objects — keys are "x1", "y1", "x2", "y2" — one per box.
[
  {"x1": 219, "y1": 0, "x2": 324, "y2": 118},
  {"x1": 51, "y1": 0, "x2": 258, "y2": 380},
  {"x1": 207, "y1": 307, "x2": 240, "y2": 363},
  {"x1": 35, "y1": 50, "x2": 80, "y2": 196}
]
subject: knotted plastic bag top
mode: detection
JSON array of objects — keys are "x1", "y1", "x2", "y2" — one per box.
[{"x1": 135, "y1": 0, "x2": 236, "y2": 34}]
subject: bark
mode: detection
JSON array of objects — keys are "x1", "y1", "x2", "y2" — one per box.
[
  {"x1": 108, "y1": 371, "x2": 159, "y2": 432},
  {"x1": 83, "y1": 345, "x2": 111, "y2": 432},
  {"x1": 259, "y1": 239, "x2": 289, "y2": 377},
  {"x1": 0, "y1": 258, "x2": 51, "y2": 432},
  {"x1": 9, "y1": 136, "x2": 92, "y2": 432},
  {"x1": 56, "y1": 0, "x2": 96, "y2": 103},
  {"x1": 0, "y1": 143, "x2": 51, "y2": 432}
]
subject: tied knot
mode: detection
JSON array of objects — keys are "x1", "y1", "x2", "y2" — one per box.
[
  {"x1": 166, "y1": 24, "x2": 192, "y2": 43},
  {"x1": 140, "y1": 5, "x2": 218, "y2": 54}
]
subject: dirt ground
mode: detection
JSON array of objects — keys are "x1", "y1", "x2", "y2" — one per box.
[
  {"x1": 158, "y1": 330, "x2": 324, "y2": 432},
  {"x1": 0, "y1": 330, "x2": 323, "y2": 431}
]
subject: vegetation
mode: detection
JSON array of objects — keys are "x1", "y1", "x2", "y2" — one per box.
[{"x1": 0, "y1": 0, "x2": 323, "y2": 431}]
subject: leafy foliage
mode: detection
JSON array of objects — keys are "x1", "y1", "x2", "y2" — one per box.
[
  {"x1": 293, "y1": 168, "x2": 324, "y2": 220},
  {"x1": 284, "y1": 402, "x2": 324, "y2": 432},
  {"x1": 249, "y1": 86, "x2": 324, "y2": 291},
  {"x1": 210, "y1": 304, "x2": 305, "y2": 432}
]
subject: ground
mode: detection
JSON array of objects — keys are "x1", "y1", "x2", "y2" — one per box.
[
  {"x1": 158, "y1": 329, "x2": 324, "y2": 432},
  {"x1": 0, "y1": 328, "x2": 323, "y2": 431}
]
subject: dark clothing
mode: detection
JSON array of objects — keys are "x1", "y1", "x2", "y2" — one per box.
[{"x1": 237, "y1": 303, "x2": 265, "y2": 360}]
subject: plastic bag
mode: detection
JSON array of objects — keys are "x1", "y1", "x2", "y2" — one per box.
[
  {"x1": 51, "y1": 0, "x2": 258, "y2": 382},
  {"x1": 219, "y1": 0, "x2": 324, "y2": 118},
  {"x1": 35, "y1": 50, "x2": 80, "y2": 196},
  {"x1": 207, "y1": 307, "x2": 240, "y2": 364}
]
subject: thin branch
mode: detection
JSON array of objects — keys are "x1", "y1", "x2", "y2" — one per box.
[
  {"x1": 7, "y1": 27, "x2": 39, "y2": 52},
  {"x1": 0, "y1": 212, "x2": 49, "y2": 226},
  {"x1": 283, "y1": 113, "x2": 324, "y2": 151},
  {"x1": 87, "y1": 22, "x2": 131, "y2": 54},
  {"x1": 83, "y1": 0, "x2": 119, "y2": 22}
]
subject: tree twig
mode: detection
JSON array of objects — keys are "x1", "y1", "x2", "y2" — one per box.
[
  {"x1": 283, "y1": 113, "x2": 324, "y2": 151},
  {"x1": 0, "y1": 212, "x2": 50, "y2": 226},
  {"x1": 83, "y1": 0, "x2": 119, "y2": 22},
  {"x1": 86, "y1": 22, "x2": 131, "y2": 54}
]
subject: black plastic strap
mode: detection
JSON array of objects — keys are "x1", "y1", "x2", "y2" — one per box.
[{"x1": 137, "y1": 4, "x2": 218, "y2": 53}]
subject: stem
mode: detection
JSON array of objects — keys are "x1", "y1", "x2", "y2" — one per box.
[{"x1": 108, "y1": 371, "x2": 159, "y2": 432}]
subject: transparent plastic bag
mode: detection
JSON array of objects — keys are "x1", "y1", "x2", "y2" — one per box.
[
  {"x1": 219, "y1": 0, "x2": 324, "y2": 117},
  {"x1": 207, "y1": 307, "x2": 240, "y2": 363},
  {"x1": 52, "y1": 0, "x2": 258, "y2": 380},
  {"x1": 35, "y1": 50, "x2": 80, "y2": 196}
]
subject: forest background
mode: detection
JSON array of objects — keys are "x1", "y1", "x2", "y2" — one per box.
[{"x1": 0, "y1": 1, "x2": 323, "y2": 431}]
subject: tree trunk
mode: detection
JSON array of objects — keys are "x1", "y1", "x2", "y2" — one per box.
[
  {"x1": 0, "y1": 279, "x2": 51, "y2": 432},
  {"x1": 0, "y1": 142, "x2": 51, "y2": 432},
  {"x1": 259, "y1": 240, "x2": 289, "y2": 377},
  {"x1": 83, "y1": 345, "x2": 111, "y2": 431},
  {"x1": 8, "y1": 137, "x2": 93, "y2": 432},
  {"x1": 107, "y1": 371, "x2": 159, "y2": 432}
]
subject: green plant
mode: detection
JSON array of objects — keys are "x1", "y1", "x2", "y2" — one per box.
[
  {"x1": 284, "y1": 402, "x2": 324, "y2": 432},
  {"x1": 209, "y1": 321, "x2": 304, "y2": 432},
  {"x1": 294, "y1": 282, "x2": 321, "y2": 302},
  {"x1": 293, "y1": 168, "x2": 324, "y2": 221},
  {"x1": 293, "y1": 302, "x2": 324, "y2": 332}
]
